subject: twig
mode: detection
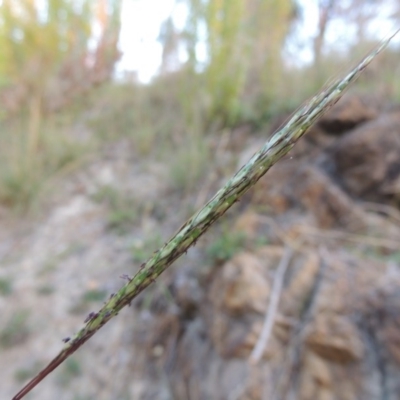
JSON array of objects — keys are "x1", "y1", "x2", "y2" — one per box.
[
  {"x1": 249, "y1": 246, "x2": 293, "y2": 364},
  {"x1": 273, "y1": 246, "x2": 328, "y2": 399},
  {"x1": 257, "y1": 215, "x2": 306, "y2": 251},
  {"x1": 296, "y1": 225, "x2": 400, "y2": 249},
  {"x1": 13, "y1": 31, "x2": 399, "y2": 400},
  {"x1": 361, "y1": 201, "x2": 400, "y2": 225}
]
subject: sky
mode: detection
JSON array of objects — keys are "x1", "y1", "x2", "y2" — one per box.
[
  {"x1": 117, "y1": 0, "x2": 399, "y2": 83},
  {"x1": 118, "y1": 0, "x2": 185, "y2": 82}
]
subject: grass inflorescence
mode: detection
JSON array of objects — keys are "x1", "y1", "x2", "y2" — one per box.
[{"x1": 12, "y1": 32, "x2": 399, "y2": 400}]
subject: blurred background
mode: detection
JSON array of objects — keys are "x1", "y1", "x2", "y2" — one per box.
[{"x1": 1, "y1": 1, "x2": 400, "y2": 399}]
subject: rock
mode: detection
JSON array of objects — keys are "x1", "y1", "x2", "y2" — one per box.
[
  {"x1": 234, "y1": 210, "x2": 263, "y2": 239},
  {"x1": 330, "y1": 111, "x2": 400, "y2": 201},
  {"x1": 136, "y1": 312, "x2": 181, "y2": 358},
  {"x1": 250, "y1": 160, "x2": 295, "y2": 214},
  {"x1": 356, "y1": 280, "x2": 400, "y2": 365},
  {"x1": 305, "y1": 315, "x2": 364, "y2": 363},
  {"x1": 305, "y1": 353, "x2": 332, "y2": 388},
  {"x1": 293, "y1": 165, "x2": 366, "y2": 229},
  {"x1": 228, "y1": 124, "x2": 253, "y2": 152},
  {"x1": 298, "y1": 353, "x2": 334, "y2": 400},
  {"x1": 209, "y1": 252, "x2": 270, "y2": 315},
  {"x1": 209, "y1": 313, "x2": 277, "y2": 359},
  {"x1": 318, "y1": 94, "x2": 379, "y2": 134},
  {"x1": 298, "y1": 352, "x2": 361, "y2": 400},
  {"x1": 252, "y1": 161, "x2": 365, "y2": 228},
  {"x1": 281, "y1": 251, "x2": 320, "y2": 318},
  {"x1": 172, "y1": 272, "x2": 203, "y2": 318},
  {"x1": 207, "y1": 248, "x2": 290, "y2": 360},
  {"x1": 382, "y1": 322, "x2": 400, "y2": 364}
]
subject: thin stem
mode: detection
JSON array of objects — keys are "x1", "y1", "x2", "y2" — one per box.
[
  {"x1": 249, "y1": 246, "x2": 293, "y2": 364},
  {"x1": 13, "y1": 30, "x2": 399, "y2": 400}
]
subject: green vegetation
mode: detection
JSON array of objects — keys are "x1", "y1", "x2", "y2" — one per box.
[
  {"x1": 87, "y1": 84, "x2": 166, "y2": 155},
  {"x1": 206, "y1": 230, "x2": 247, "y2": 263},
  {"x1": 72, "y1": 396, "x2": 94, "y2": 400},
  {"x1": 57, "y1": 357, "x2": 82, "y2": 387},
  {"x1": 82, "y1": 289, "x2": 108, "y2": 303},
  {"x1": 0, "y1": 117, "x2": 89, "y2": 212},
  {"x1": 69, "y1": 288, "x2": 108, "y2": 315},
  {"x1": 131, "y1": 234, "x2": 164, "y2": 263},
  {"x1": 92, "y1": 185, "x2": 138, "y2": 235},
  {"x1": 168, "y1": 134, "x2": 211, "y2": 191},
  {"x1": 179, "y1": 0, "x2": 296, "y2": 125},
  {"x1": 139, "y1": 280, "x2": 176, "y2": 314},
  {"x1": 0, "y1": 277, "x2": 13, "y2": 296},
  {"x1": 0, "y1": 310, "x2": 30, "y2": 347},
  {"x1": 36, "y1": 285, "x2": 55, "y2": 296},
  {"x1": 352, "y1": 247, "x2": 400, "y2": 263},
  {"x1": 254, "y1": 235, "x2": 270, "y2": 248},
  {"x1": 38, "y1": 258, "x2": 59, "y2": 276},
  {"x1": 0, "y1": 1, "x2": 398, "y2": 214},
  {"x1": 38, "y1": 244, "x2": 86, "y2": 277},
  {"x1": 0, "y1": 0, "x2": 120, "y2": 212},
  {"x1": 14, "y1": 362, "x2": 44, "y2": 383},
  {"x1": 14, "y1": 368, "x2": 34, "y2": 384}
]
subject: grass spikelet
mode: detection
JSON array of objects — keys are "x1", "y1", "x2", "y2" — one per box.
[{"x1": 13, "y1": 30, "x2": 399, "y2": 400}]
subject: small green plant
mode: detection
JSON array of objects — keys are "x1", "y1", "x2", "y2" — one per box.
[
  {"x1": 38, "y1": 259, "x2": 59, "y2": 276},
  {"x1": 58, "y1": 242, "x2": 87, "y2": 259},
  {"x1": 139, "y1": 279, "x2": 176, "y2": 314},
  {"x1": 38, "y1": 244, "x2": 85, "y2": 277},
  {"x1": 131, "y1": 234, "x2": 164, "y2": 263},
  {"x1": 36, "y1": 285, "x2": 55, "y2": 296},
  {"x1": 0, "y1": 310, "x2": 30, "y2": 347},
  {"x1": 88, "y1": 84, "x2": 165, "y2": 155},
  {"x1": 0, "y1": 277, "x2": 13, "y2": 296},
  {"x1": 57, "y1": 357, "x2": 82, "y2": 387},
  {"x1": 107, "y1": 208, "x2": 137, "y2": 235},
  {"x1": 82, "y1": 289, "x2": 107, "y2": 303},
  {"x1": 355, "y1": 247, "x2": 400, "y2": 263},
  {"x1": 168, "y1": 134, "x2": 210, "y2": 191},
  {"x1": 14, "y1": 369, "x2": 34, "y2": 384},
  {"x1": 68, "y1": 301, "x2": 90, "y2": 316},
  {"x1": 91, "y1": 184, "x2": 120, "y2": 204},
  {"x1": 0, "y1": 118, "x2": 88, "y2": 212},
  {"x1": 389, "y1": 251, "x2": 400, "y2": 263},
  {"x1": 92, "y1": 185, "x2": 138, "y2": 235},
  {"x1": 69, "y1": 288, "x2": 108, "y2": 315},
  {"x1": 254, "y1": 235, "x2": 269, "y2": 248},
  {"x1": 14, "y1": 362, "x2": 43, "y2": 383},
  {"x1": 72, "y1": 396, "x2": 94, "y2": 400},
  {"x1": 64, "y1": 358, "x2": 82, "y2": 376},
  {"x1": 206, "y1": 230, "x2": 247, "y2": 264}
]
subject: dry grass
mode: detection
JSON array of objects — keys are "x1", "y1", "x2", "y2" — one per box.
[{"x1": 0, "y1": 111, "x2": 90, "y2": 213}]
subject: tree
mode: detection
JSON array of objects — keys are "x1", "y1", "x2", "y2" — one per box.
[
  {"x1": 0, "y1": 0, "x2": 122, "y2": 210},
  {"x1": 312, "y1": 0, "x2": 387, "y2": 67},
  {"x1": 0, "y1": 0, "x2": 122, "y2": 142},
  {"x1": 179, "y1": 0, "x2": 297, "y2": 125}
]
